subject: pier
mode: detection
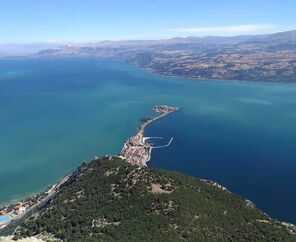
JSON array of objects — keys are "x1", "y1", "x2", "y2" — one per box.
[{"x1": 151, "y1": 137, "x2": 174, "y2": 149}]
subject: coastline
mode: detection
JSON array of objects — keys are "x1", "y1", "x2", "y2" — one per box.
[
  {"x1": 2, "y1": 56, "x2": 296, "y2": 233},
  {"x1": 0, "y1": 172, "x2": 73, "y2": 230},
  {"x1": 29, "y1": 55, "x2": 296, "y2": 84},
  {"x1": 1, "y1": 104, "x2": 296, "y2": 234},
  {"x1": 0, "y1": 105, "x2": 179, "y2": 230},
  {"x1": 127, "y1": 62, "x2": 296, "y2": 85}
]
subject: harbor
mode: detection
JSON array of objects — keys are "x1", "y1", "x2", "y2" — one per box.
[{"x1": 120, "y1": 105, "x2": 179, "y2": 166}]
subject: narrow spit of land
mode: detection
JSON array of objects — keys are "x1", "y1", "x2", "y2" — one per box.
[
  {"x1": 120, "y1": 105, "x2": 179, "y2": 167},
  {"x1": 0, "y1": 105, "x2": 179, "y2": 230}
]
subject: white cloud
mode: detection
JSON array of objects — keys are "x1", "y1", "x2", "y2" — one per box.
[{"x1": 165, "y1": 24, "x2": 277, "y2": 36}]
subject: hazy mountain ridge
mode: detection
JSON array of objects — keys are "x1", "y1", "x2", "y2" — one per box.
[
  {"x1": 0, "y1": 43, "x2": 61, "y2": 56},
  {"x1": 38, "y1": 30, "x2": 296, "y2": 82}
]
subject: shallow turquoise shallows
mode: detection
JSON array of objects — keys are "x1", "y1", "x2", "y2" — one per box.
[{"x1": 0, "y1": 57, "x2": 296, "y2": 223}]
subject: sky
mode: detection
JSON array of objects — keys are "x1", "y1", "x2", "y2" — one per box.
[{"x1": 0, "y1": 0, "x2": 296, "y2": 44}]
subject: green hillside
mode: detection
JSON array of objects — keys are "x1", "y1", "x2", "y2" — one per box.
[{"x1": 8, "y1": 157, "x2": 296, "y2": 241}]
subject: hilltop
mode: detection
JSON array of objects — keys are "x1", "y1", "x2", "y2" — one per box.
[
  {"x1": 1, "y1": 157, "x2": 295, "y2": 242},
  {"x1": 38, "y1": 30, "x2": 296, "y2": 82}
]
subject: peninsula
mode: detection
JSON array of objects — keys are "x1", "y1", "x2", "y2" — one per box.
[
  {"x1": 0, "y1": 105, "x2": 179, "y2": 230},
  {"x1": 1, "y1": 106, "x2": 296, "y2": 242},
  {"x1": 120, "y1": 105, "x2": 179, "y2": 166}
]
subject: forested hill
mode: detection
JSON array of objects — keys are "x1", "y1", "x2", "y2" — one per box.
[{"x1": 3, "y1": 157, "x2": 296, "y2": 241}]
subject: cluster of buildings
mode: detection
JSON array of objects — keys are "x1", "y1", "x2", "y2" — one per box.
[
  {"x1": 120, "y1": 128, "x2": 151, "y2": 166},
  {"x1": 154, "y1": 105, "x2": 178, "y2": 115},
  {"x1": 0, "y1": 172, "x2": 73, "y2": 230},
  {"x1": 121, "y1": 105, "x2": 178, "y2": 167},
  {"x1": 0, "y1": 202, "x2": 29, "y2": 229}
]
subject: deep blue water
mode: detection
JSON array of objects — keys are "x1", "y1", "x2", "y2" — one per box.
[
  {"x1": 146, "y1": 110, "x2": 296, "y2": 223},
  {"x1": 0, "y1": 57, "x2": 296, "y2": 223}
]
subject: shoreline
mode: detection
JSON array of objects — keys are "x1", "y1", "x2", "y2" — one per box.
[
  {"x1": 0, "y1": 172, "x2": 73, "y2": 230},
  {"x1": 20, "y1": 56, "x2": 296, "y2": 85},
  {"x1": 125, "y1": 58, "x2": 296, "y2": 84},
  {"x1": 140, "y1": 65, "x2": 296, "y2": 84},
  {"x1": 0, "y1": 105, "x2": 180, "y2": 230},
  {"x1": 1, "y1": 104, "x2": 296, "y2": 233}
]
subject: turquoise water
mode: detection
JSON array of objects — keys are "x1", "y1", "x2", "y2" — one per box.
[
  {"x1": 0, "y1": 214, "x2": 12, "y2": 222},
  {"x1": 0, "y1": 58, "x2": 296, "y2": 223}
]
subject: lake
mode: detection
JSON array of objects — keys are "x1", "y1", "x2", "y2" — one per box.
[{"x1": 0, "y1": 57, "x2": 296, "y2": 223}]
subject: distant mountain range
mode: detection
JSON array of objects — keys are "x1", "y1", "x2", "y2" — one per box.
[
  {"x1": 37, "y1": 30, "x2": 296, "y2": 82},
  {"x1": 0, "y1": 43, "x2": 61, "y2": 56},
  {"x1": 2, "y1": 30, "x2": 296, "y2": 82}
]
